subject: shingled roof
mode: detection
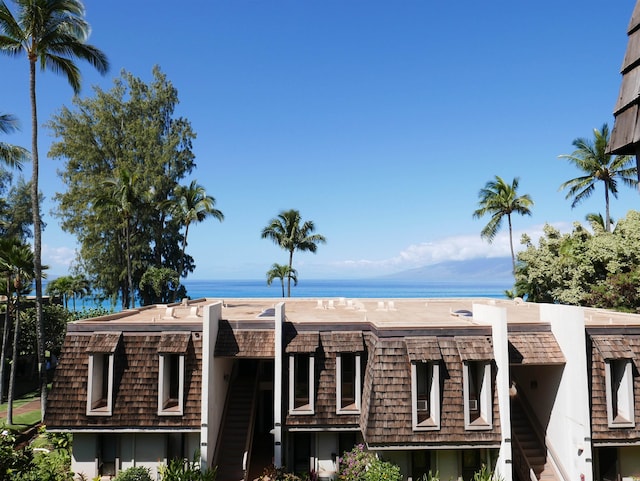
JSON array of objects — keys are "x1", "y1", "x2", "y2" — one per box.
[
  {"x1": 508, "y1": 332, "x2": 565, "y2": 365},
  {"x1": 46, "y1": 332, "x2": 202, "y2": 430},
  {"x1": 608, "y1": 1, "x2": 640, "y2": 155},
  {"x1": 362, "y1": 334, "x2": 501, "y2": 447},
  {"x1": 589, "y1": 331, "x2": 640, "y2": 443}
]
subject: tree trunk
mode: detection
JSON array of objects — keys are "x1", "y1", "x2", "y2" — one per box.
[
  {"x1": 508, "y1": 214, "x2": 516, "y2": 275},
  {"x1": 0, "y1": 291, "x2": 11, "y2": 403},
  {"x1": 30, "y1": 58, "x2": 47, "y2": 419},
  {"x1": 7, "y1": 296, "x2": 20, "y2": 425},
  {"x1": 126, "y1": 221, "x2": 133, "y2": 309},
  {"x1": 287, "y1": 250, "x2": 294, "y2": 298},
  {"x1": 604, "y1": 184, "x2": 611, "y2": 232}
]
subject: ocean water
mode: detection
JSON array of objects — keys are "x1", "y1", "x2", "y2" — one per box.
[
  {"x1": 182, "y1": 278, "x2": 509, "y2": 300},
  {"x1": 61, "y1": 278, "x2": 510, "y2": 312}
]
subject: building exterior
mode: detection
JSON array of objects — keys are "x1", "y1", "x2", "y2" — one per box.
[{"x1": 44, "y1": 297, "x2": 640, "y2": 481}]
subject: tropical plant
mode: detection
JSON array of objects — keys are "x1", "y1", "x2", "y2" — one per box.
[
  {"x1": 338, "y1": 444, "x2": 373, "y2": 481},
  {"x1": 114, "y1": 466, "x2": 153, "y2": 481},
  {"x1": 261, "y1": 209, "x2": 326, "y2": 297},
  {"x1": 4, "y1": 240, "x2": 34, "y2": 424},
  {"x1": 419, "y1": 471, "x2": 440, "y2": 481},
  {"x1": 158, "y1": 451, "x2": 217, "y2": 481},
  {"x1": 473, "y1": 176, "x2": 533, "y2": 274},
  {"x1": 266, "y1": 263, "x2": 298, "y2": 297},
  {"x1": 0, "y1": 112, "x2": 27, "y2": 168},
  {"x1": 174, "y1": 180, "x2": 223, "y2": 293},
  {"x1": 559, "y1": 123, "x2": 637, "y2": 232},
  {"x1": 0, "y1": 0, "x2": 109, "y2": 417},
  {"x1": 585, "y1": 212, "x2": 611, "y2": 232}
]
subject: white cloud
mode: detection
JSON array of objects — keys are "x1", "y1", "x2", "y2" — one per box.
[
  {"x1": 42, "y1": 244, "x2": 76, "y2": 275},
  {"x1": 325, "y1": 221, "x2": 572, "y2": 277}
]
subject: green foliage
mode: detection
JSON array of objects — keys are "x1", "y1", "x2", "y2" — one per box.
[
  {"x1": 19, "y1": 304, "x2": 73, "y2": 358},
  {"x1": 472, "y1": 464, "x2": 502, "y2": 481},
  {"x1": 0, "y1": 430, "x2": 33, "y2": 479},
  {"x1": 16, "y1": 449, "x2": 74, "y2": 481},
  {"x1": 256, "y1": 465, "x2": 306, "y2": 481},
  {"x1": 158, "y1": 452, "x2": 217, "y2": 481},
  {"x1": 50, "y1": 66, "x2": 216, "y2": 307},
  {"x1": 72, "y1": 306, "x2": 113, "y2": 321},
  {"x1": 139, "y1": 267, "x2": 183, "y2": 304},
  {"x1": 419, "y1": 470, "x2": 440, "y2": 481},
  {"x1": 114, "y1": 466, "x2": 153, "y2": 481},
  {"x1": 338, "y1": 444, "x2": 400, "y2": 481},
  {"x1": 514, "y1": 210, "x2": 640, "y2": 310}
]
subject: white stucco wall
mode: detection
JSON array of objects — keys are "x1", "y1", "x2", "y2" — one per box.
[
  {"x1": 71, "y1": 433, "x2": 97, "y2": 479},
  {"x1": 544, "y1": 303, "x2": 593, "y2": 481},
  {"x1": 473, "y1": 303, "x2": 512, "y2": 481},
  {"x1": 202, "y1": 302, "x2": 233, "y2": 469},
  {"x1": 134, "y1": 433, "x2": 165, "y2": 479}
]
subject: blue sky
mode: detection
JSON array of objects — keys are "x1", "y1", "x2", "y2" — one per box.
[{"x1": 1, "y1": 0, "x2": 639, "y2": 280}]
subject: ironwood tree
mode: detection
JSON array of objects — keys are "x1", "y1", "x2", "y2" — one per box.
[{"x1": 50, "y1": 67, "x2": 219, "y2": 306}]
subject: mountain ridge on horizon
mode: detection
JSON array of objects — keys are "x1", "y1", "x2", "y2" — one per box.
[{"x1": 377, "y1": 256, "x2": 513, "y2": 283}]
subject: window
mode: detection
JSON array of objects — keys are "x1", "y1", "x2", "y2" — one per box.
[
  {"x1": 289, "y1": 354, "x2": 314, "y2": 414},
  {"x1": 411, "y1": 361, "x2": 440, "y2": 430},
  {"x1": 605, "y1": 359, "x2": 635, "y2": 427},
  {"x1": 463, "y1": 361, "x2": 492, "y2": 429},
  {"x1": 158, "y1": 353, "x2": 185, "y2": 415},
  {"x1": 87, "y1": 353, "x2": 114, "y2": 415},
  {"x1": 336, "y1": 352, "x2": 361, "y2": 413}
]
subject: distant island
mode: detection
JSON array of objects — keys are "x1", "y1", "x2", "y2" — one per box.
[{"x1": 378, "y1": 256, "x2": 513, "y2": 284}]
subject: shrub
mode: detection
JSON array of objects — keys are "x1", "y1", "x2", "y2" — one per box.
[
  {"x1": 256, "y1": 465, "x2": 302, "y2": 481},
  {"x1": 338, "y1": 444, "x2": 373, "y2": 481},
  {"x1": 114, "y1": 466, "x2": 153, "y2": 481},
  {"x1": 158, "y1": 451, "x2": 217, "y2": 481},
  {"x1": 363, "y1": 458, "x2": 401, "y2": 481}
]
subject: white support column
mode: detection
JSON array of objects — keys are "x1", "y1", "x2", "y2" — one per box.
[
  {"x1": 273, "y1": 302, "x2": 285, "y2": 468},
  {"x1": 200, "y1": 302, "x2": 222, "y2": 470},
  {"x1": 473, "y1": 303, "x2": 512, "y2": 481}
]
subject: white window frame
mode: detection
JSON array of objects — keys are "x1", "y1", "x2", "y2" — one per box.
[
  {"x1": 289, "y1": 354, "x2": 315, "y2": 415},
  {"x1": 605, "y1": 359, "x2": 635, "y2": 428},
  {"x1": 411, "y1": 361, "x2": 440, "y2": 430},
  {"x1": 158, "y1": 353, "x2": 185, "y2": 416},
  {"x1": 336, "y1": 352, "x2": 361, "y2": 414},
  {"x1": 463, "y1": 361, "x2": 492, "y2": 430},
  {"x1": 87, "y1": 353, "x2": 114, "y2": 416}
]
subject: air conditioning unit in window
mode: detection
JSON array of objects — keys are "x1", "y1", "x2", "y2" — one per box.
[
  {"x1": 468, "y1": 399, "x2": 478, "y2": 411},
  {"x1": 417, "y1": 400, "x2": 428, "y2": 411}
]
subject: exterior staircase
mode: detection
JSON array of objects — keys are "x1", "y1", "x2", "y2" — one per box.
[
  {"x1": 215, "y1": 367, "x2": 259, "y2": 481},
  {"x1": 511, "y1": 397, "x2": 560, "y2": 481}
]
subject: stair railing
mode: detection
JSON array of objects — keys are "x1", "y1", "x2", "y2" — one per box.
[
  {"x1": 242, "y1": 364, "x2": 261, "y2": 481},
  {"x1": 515, "y1": 394, "x2": 570, "y2": 481},
  {"x1": 511, "y1": 433, "x2": 537, "y2": 481}
]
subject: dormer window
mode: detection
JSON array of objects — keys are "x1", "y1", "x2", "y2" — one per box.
[
  {"x1": 456, "y1": 336, "x2": 494, "y2": 430},
  {"x1": 406, "y1": 337, "x2": 442, "y2": 430},
  {"x1": 285, "y1": 331, "x2": 319, "y2": 415},
  {"x1": 592, "y1": 335, "x2": 637, "y2": 428},
  {"x1": 86, "y1": 332, "x2": 121, "y2": 416},
  {"x1": 336, "y1": 352, "x2": 361, "y2": 413},
  {"x1": 158, "y1": 332, "x2": 191, "y2": 416},
  {"x1": 332, "y1": 332, "x2": 365, "y2": 414}
]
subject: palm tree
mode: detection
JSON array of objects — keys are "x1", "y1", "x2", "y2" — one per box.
[
  {"x1": 261, "y1": 209, "x2": 326, "y2": 297},
  {"x1": 0, "y1": 112, "x2": 27, "y2": 168},
  {"x1": 0, "y1": 236, "x2": 20, "y2": 404},
  {"x1": 174, "y1": 180, "x2": 223, "y2": 288},
  {"x1": 0, "y1": 0, "x2": 109, "y2": 417},
  {"x1": 585, "y1": 212, "x2": 612, "y2": 232},
  {"x1": 266, "y1": 263, "x2": 298, "y2": 298},
  {"x1": 2, "y1": 241, "x2": 33, "y2": 425},
  {"x1": 101, "y1": 168, "x2": 138, "y2": 309},
  {"x1": 559, "y1": 124, "x2": 637, "y2": 232},
  {"x1": 473, "y1": 176, "x2": 533, "y2": 275}
]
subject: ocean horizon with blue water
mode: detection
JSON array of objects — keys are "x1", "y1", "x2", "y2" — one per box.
[
  {"x1": 57, "y1": 278, "x2": 511, "y2": 312},
  {"x1": 178, "y1": 278, "x2": 509, "y2": 300}
]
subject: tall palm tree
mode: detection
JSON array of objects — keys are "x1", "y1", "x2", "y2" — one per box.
[
  {"x1": 559, "y1": 124, "x2": 637, "y2": 232},
  {"x1": 261, "y1": 209, "x2": 326, "y2": 297},
  {"x1": 0, "y1": 0, "x2": 109, "y2": 416},
  {"x1": 174, "y1": 180, "x2": 223, "y2": 286},
  {"x1": 266, "y1": 263, "x2": 298, "y2": 298},
  {"x1": 0, "y1": 112, "x2": 27, "y2": 168},
  {"x1": 0, "y1": 236, "x2": 20, "y2": 404},
  {"x1": 473, "y1": 176, "x2": 533, "y2": 275}
]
